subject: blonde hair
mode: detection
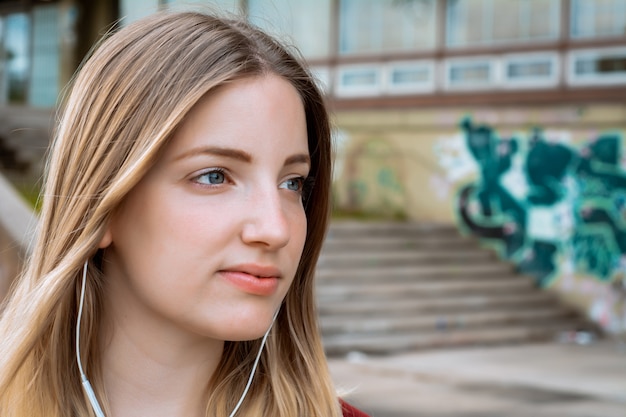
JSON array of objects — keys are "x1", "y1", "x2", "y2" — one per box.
[{"x1": 0, "y1": 11, "x2": 337, "y2": 417}]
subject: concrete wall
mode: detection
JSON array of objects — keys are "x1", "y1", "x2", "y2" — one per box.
[{"x1": 333, "y1": 103, "x2": 626, "y2": 335}]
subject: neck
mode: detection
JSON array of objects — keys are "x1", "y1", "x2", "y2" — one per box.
[{"x1": 99, "y1": 307, "x2": 223, "y2": 417}]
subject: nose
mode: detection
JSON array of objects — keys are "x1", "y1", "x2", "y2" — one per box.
[{"x1": 241, "y1": 186, "x2": 291, "y2": 250}]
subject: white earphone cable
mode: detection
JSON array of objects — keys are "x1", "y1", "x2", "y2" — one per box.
[
  {"x1": 77, "y1": 260, "x2": 276, "y2": 417},
  {"x1": 228, "y1": 309, "x2": 278, "y2": 417},
  {"x1": 76, "y1": 261, "x2": 88, "y2": 378},
  {"x1": 77, "y1": 260, "x2": 106, "y2": 417}
]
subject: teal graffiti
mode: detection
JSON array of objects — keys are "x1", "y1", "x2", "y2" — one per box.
[
  {"x1": 377, "y1": 167, "x2": 403, "y2": 192},
  {"x1": 348, "y1": 180, "x2": 368, "y2": 207},
  {"x1": 457, "y1": 118, "x2": 626, "y2": 286}
]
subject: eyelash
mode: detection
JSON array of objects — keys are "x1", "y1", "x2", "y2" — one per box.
[
  {"x1": 194, "y1": 168, "x2": 228, "y2": 187},
  {"x1": 192, "y1": 169, "x2": 315, "y2": 199},
  {"x1": 281, "y1": 176, "x2": 305, "y2": 192},
  {"x1": 281, "y1": 176, "x2": 316, "y2": 198}
]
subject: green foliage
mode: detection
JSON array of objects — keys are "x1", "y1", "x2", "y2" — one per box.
[{"x1": 14, "y1": 179, "x2": 42, "y2": 212}]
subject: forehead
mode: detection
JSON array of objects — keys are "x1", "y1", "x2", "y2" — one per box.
[{"x1": 160, "y1": 74, "x2": 309, "y2": 163}]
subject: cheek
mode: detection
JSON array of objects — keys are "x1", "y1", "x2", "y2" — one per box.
[
  {"x1": 151, "y1": 190, "x2": 236, "y2": 248},
  {"x1": 292, "y1": 206, "x2": 308, "y2": 249},
  {"x1": 289, "y1": 213, "x2": 308, "y2": 281}
]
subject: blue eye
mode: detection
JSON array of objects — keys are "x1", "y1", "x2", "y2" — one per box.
[
  {"x1": 281, "y1": 177, "x2": 304, "y2": 192},
  {"x1": 196, "y1": 169, "x2": 225, "y2": 185}
]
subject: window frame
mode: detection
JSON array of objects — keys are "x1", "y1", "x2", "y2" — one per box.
[
  {"x1": 335, "y1": 64, "x2": 384, "y2": 97},
  {"x1": 570, "y1": 0, "x2": 626, "y2": 39},
  {"x1": 446, "y1": 0, "x2": 560, "y2": 48},
  {"x1": 501, "y1": 52, "x2": 560, "y2": 89},
  {"x1": 443, "y1": 56, "x2": 498, "y2": 91},
  {"x1": 386, "y1": 60, "x2": 436, "y2": 95},
  {"x1": 567, "y1": 47, "x2": 626, "y2": 86},
  {"x1": 338, "y1": 0, "x2": 437, "y2": 56}
]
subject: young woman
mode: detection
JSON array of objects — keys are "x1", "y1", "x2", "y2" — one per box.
[{"x1": 0, "y1": 10, "x2": 369, "y2": 417}]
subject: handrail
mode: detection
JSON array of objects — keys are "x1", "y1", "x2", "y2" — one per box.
[{"x1": 0, "y1": 173, "x2": 37, "y2": 254}]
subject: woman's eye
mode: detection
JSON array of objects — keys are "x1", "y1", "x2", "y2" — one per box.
[
  {"x1": 280, "y1": 177, "x2": 305, "y2": 192},
  {"x1": 196, "y1": 169, "x2": 226, "y2": 185}
]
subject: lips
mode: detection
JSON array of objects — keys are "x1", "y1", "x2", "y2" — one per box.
[{"x1": 219, "y1": 264, "x2": 281, "y2": 296}]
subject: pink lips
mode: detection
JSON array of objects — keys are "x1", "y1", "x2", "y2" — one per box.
[{"x1": 219, "y1": 264, "x2": 280, "y2": 296}]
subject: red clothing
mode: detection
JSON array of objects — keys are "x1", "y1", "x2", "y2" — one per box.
[{"x1": 341, "y1": 400, "x2": 370, "y2": 417}]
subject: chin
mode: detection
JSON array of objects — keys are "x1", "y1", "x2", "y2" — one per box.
[
  {"x1": 219, "y1": 315, "x2": 278, "y2": 342},
  {"x1": 197, "y1": 302, "x2": 282, "y2": 342},
  {"x1": 223, "y1": 328, "x2": 273, "y2": 342}
]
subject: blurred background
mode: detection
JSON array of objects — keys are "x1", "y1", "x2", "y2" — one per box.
[{"x1": 0, "y1": 1, "x2": 625, "y2": 416}]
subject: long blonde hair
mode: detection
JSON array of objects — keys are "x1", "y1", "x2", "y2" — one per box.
[{"x1": 0, "y1": 11, "x2": 337, "y2": 417}]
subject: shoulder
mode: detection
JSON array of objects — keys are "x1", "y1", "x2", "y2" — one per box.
[{"x1": 340, "y1": 399, "x2": 370, "y2": 417}]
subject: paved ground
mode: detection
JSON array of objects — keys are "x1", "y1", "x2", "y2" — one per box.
[{"x1": 329, "y1": 339, "x2": 626, "y2": 417}]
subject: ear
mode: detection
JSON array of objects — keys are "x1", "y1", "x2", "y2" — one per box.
[{"x1": 98, "y1": 228, "x2": 113, "y2": 249}]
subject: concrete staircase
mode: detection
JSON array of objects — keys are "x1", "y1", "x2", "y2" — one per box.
[{"x1": 316, "y1": 222, "x2": 595, "y2": 356}]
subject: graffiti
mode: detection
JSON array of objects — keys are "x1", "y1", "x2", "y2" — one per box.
[
  {"x1": 347, "y1": 180, "x2": 368, "y2": 208},
  {"x1": 454, "y1": 118, "x2": 626, "y2": 289},
  {"x1": 433, "y1": 133, "x2": 479, "y2": 182},
  {"x1": 341, "y1": 138, "x2": 407, "y2": 217},
  {"x1": 377, "y1": 167, "x2": 404, "y2": 196}
]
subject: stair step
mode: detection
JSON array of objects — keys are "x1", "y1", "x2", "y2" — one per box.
[
  {"x1": 319, "y1": 306, "x2": 575, "y2": 335},
  {"x1": 317, "y1": 292, "x2": 559, "y2": 316},
  {"x1": 322, "y1": 236, "x2": 479, "y2": 252},
  {"x1": 316, "y1": 263, "x2": 514, "y2": 281},
  {"x1": 327, "y1": 222, "x2": 460, "y2": 238},
  {"x1": 316, "y1": 272, "x2": 522, "y2": 285},
  {"x1": 316, "y1": 221, "x2": 594, "y2": 354},
  {"x1": 317, "y1": 249, "x2": 495, "y2": 267},
  {"x1": 322, "y1": 321, "x2": 584, "y2": 355},
  {"x1": 316, "y1": 276, "x2": 534, "y2": 301}
]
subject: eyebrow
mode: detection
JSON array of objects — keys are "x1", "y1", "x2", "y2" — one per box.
[
  {"x1": 174, "y1": 146, "x2": 310, "y2": 167},
  {"x1": 285, "y1": 153, "x2": 311, "y2": 167},
  {"x1": 174, "y1": 146, "x2": 252, "y2": 163}
]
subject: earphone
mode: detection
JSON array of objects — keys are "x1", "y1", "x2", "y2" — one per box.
[
  {"x1": 76, "y1": 260, "x2": 278, "y2": 417},
  {"x1": 76, "y1": 261, "x2": 106, "y2": 417}
]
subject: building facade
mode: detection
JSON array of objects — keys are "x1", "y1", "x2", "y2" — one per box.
[
  {"x1": 0, "y1": 0, "x2": 116, "y2": 187},
  {"x1": 1, "y1": 0, "x2": 625, "y2": 333},
  {"x1": 116, "y1": 1, "x2": 625, "y2": 224},
  {"x1": 128, "y1": 0, "x2": 626, "y2": 335},
  {"x1": 0, "y1": 0, "x2": 117, "y2": 108}
]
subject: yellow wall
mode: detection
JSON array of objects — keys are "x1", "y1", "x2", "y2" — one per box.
[{"x1": 332, "y1": 103, "x2": 626, "y2": 223}]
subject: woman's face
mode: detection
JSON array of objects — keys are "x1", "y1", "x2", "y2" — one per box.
[{"x1": 100, "y1": 74, "x2": 309, "y2": 344}]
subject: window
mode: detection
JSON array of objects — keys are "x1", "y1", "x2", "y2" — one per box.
[
  {"x1": 335, "y1": 65, "x2": 383, "y2": 97},
  {"x1": 248, "y1": 0, "x2": 331, "y2": 59},
  {"x1": 571, "y1": 0, "x2": 626, "y2": 39},
  {"x1": 447, "y1": 0, "x2": 560, "y2": 47},
  {"x1": 339, "y1": 0, "x2": 436, "y2": 55},
  {"x1": 445, "y1": 57, "x2": 496, "y2": 90},
  {"x1": 568, "y1": 48, "x2": 626, "y2": 85},
  {"x1": 165, "y1": 0, "x2": 240, "y2": 12},
  {"x1": 2, "y1": 13, "x2": 30, "y2": 104},
  {"x1": 387, "y1": 61, "x2": 435, "y2": 94},
  {"x1": 29, "y1": 4, "x2": 60, "y2": 107},
  {"x1": 502, "y1": 53, "x2": 559, "y2": 88},
  {"x1": 120, "y1": 0, "x2": 160, "y2": 25}
]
